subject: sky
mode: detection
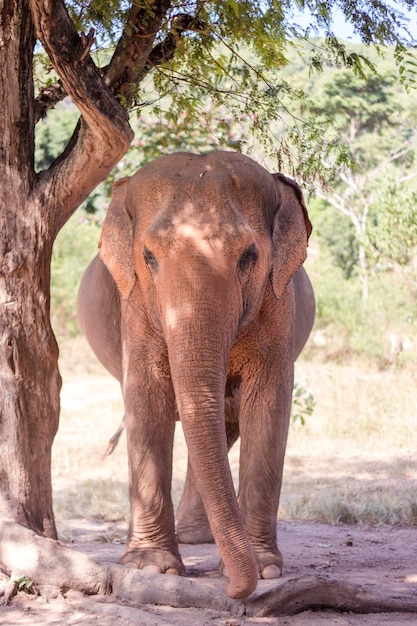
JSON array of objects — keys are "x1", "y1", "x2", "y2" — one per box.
[{"x1": 294, "y1": 4, "x2": 417, "y2": 45}]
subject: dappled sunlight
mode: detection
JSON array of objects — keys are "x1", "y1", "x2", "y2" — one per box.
[
  {"x1": 173, "y1": 201, "x2": 224, "y2": 250},
  {"x1": 405, "y1": 575, "x2": 417, "y2": 583},
  {"x1": 1, "y1": 541, "x2": 39, "y2": 573},
  {"x1": 0, "y1": 601, "x2": 93, "y2": 626},
  {"x1": 165, "y1": 302, "x2": 196, "y2": 333}
]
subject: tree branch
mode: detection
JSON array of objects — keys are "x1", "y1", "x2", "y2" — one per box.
[
  {"x1": 29, "y1": 0, "x2": 133, "y2": 233},
  {"x1": 33, "y1": 11, "x2": 205, "y2": 121},
  {"x1": 34, "y1": 81, "x2": 67, "y2": 123},
  {"x1": 0, "y1": 520, "x2": 111, "y2": 596},
  {"x1": 246, "y1": 574, "x2": 417, "y2": 617},
  {"x1": 29, "y1": 2, "x2": 207, "y2": 231},
  {"x1": 143, "y1": 14, "x2": 206, "y2": 78},
  {"x1": 104, "y1": 0, "x2": 172, "y2": 106},
  {"x1": 104, "y1": 6, "x2": 205, "y2": 107},
  {"x1": 315, "y1": 188, "x2": 354, "y2": 219}
]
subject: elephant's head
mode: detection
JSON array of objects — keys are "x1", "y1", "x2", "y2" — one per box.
[{"x1": 99, "y1": 152, "x2": 311, "y2": 598}]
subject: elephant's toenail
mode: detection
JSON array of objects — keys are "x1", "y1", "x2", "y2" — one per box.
[
  {"x1": 261, "y1": 564, "x2": 282, "y2": 579},
  {"x1": 142, "y1": 564, "x2": 162, "y2": 574}
]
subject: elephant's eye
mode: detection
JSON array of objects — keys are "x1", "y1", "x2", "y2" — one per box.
[
  {"x1": 143, "y1": 247, "x2": 158, "y2": 274},
  {"x1": 238, "y1": 243, "x2": 258, "y2": 273}
]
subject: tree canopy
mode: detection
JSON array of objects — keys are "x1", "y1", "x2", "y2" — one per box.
[{"x1": 34, "y1": 0, "x2": 417, "y2": 181}]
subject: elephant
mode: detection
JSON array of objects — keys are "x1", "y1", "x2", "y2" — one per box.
[{"x1": 77, "y1": 151, "x2": 315, "y2": 599}]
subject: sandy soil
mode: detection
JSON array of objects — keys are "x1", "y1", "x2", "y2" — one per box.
[{"x1": 1, "y1": 520, "x2": 417, "y2": 625}]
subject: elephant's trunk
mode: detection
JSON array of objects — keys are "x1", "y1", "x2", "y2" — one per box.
[{"x1": 162, "y1": 279, "x2": 258, "y2": 599}]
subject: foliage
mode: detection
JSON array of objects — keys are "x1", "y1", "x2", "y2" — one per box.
[
  {"x1": 35, "y1": 104, "x2": 78, "y2": 172},
  {"x1": 314, "y1": 71, "x2": 401, "y2": 137},
  {"x1": 291, "y1": 376, "x2": 316, "y2": 425},
  {"x1": 32, "y1": 0, "x2": 416, "y2": 184},
  {"x1": 306, "y1": 241, "x2": 417, "y2": 365},
  {"x1": 105, "y1": 107, "x2": 248, "y2": 192},
  {"x1": 67, "y1": 0, "x2": 128, "y2": 46},
  {"x1": 312, "y1": 198, "x2": 358, "y2": 279},
  {"x1": 51, "y1": 213, "x2": 101, "y2": 338},
  {"x1": 369, "y1": 178, "x2": 417, "y2": 268},
  {"x1": 13, "y1": 575, "x2": 34, "y2": 593}
]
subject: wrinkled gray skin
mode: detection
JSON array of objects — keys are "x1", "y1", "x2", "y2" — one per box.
[{"x1": 77, "y1": 151, "x2": 315, "y2": 599}]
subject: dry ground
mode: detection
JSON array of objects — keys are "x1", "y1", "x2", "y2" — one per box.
[
  {"x1": 1, "y1": 336, "x2": 416, "y2": 624},
  {"x1": 2, "y1": 521, "x2": 417, "y2": 625}
]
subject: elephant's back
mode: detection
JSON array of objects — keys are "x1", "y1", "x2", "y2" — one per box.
[{"x1": 77, "y1": 255, "x2": 123, "y2": 382}]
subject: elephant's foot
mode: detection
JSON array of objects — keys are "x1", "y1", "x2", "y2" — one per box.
[
  {"x1": 219, "y1": 547, "x2": 283, "y2": 580},
  {"x1": 120, "y1": 545, "x2": 185, "y2": 576},
  {"x1": 253, "y1": 545, "x2": 284, "y2": 579},
  {"x1": 176, "y1": 519, "x2": 214, "y2": 544}
]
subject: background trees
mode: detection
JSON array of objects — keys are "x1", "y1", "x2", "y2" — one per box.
[{"x1": 312, "y1": 68, "x2": 417, "y2": 300}]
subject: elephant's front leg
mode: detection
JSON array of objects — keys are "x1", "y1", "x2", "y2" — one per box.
[
  {"x1": 238, "y1": 368, "x2": 294, "y2": 580},
  {"x1": 120, "y1": 354, "x2": 184, "y2": 576}
]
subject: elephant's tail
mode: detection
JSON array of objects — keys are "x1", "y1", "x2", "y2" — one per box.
[{"x1": 104, "y1": 415, "x2": 125, "y2": 456}]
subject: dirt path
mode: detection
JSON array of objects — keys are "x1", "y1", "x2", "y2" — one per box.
[{"x1": 1, "y1": 520, "x2": 417, "y2": 625}]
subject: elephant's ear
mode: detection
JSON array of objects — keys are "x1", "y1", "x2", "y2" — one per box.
[
  {"x1": 99, "y1": 177, "x2": 137, "y2": 300},
  {"x1": 271, "y1": 173, "x2": 312, "y2": 299}
]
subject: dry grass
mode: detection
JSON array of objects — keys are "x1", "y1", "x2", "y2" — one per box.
[
  {"x1": 281, "y1": 360, "x2": 417, "y2": 526},
  {"x1": 52, "y1": 336, "x2": 417, "y2": 540}
]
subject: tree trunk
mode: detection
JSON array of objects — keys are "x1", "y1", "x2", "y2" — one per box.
[
  {"x1": 358, "y1": 242, "x2": 369, "y2": 301},
  {"x1": 0, "y1": 0, "x2": 60, "y2": 537},
  {"x1": 0, "y1": 0, "x2": 133, "y2": 540},
  {"x1": 0, "y1": 198, "x2": 61, "y2": 538}
]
